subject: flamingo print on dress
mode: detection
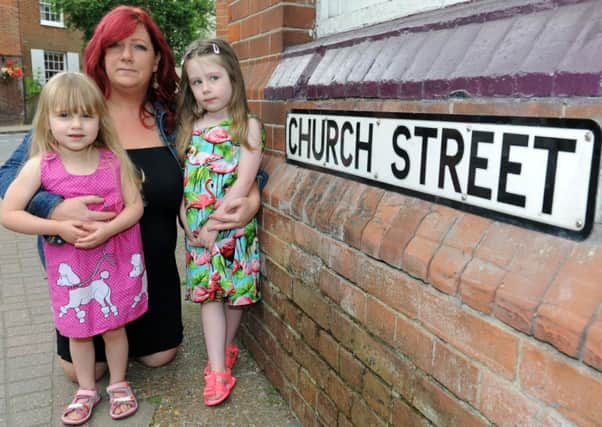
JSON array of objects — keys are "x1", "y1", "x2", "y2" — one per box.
[{"x1": 56, "y1": 263, "x2": 118, "y2": 323}]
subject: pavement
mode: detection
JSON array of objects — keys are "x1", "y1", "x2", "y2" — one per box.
[{"x1": 0, "y1": 126, "x2": 301, "y2": 426}]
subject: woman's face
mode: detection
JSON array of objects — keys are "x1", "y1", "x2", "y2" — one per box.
[{"x1": 103, "y1": 24, "x2": 160, "y2": 94}]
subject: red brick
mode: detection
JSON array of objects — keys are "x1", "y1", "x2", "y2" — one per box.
[
  {"x1": 494, "y1": 272, "x2": 547, "y2": 334},
  {"x1": 362, "y1": 370, "x2": 391, "y2": 421},
  {"x1": 478, "y1": 370, "x2": 541, "y2": 426},
  {"x1": 394, "y1": 315, "x2": 433, "y2": 372},
  {"x1": 259, "y1": 229, "x2": 291, "y2": 268},
  {"x1": 316, "y1": 390, "x2": 338, "y2": 427},
  {"x1": 339, "y1": 348, "x2": 365, "y2": 392},
  {"x1": 412, "y1": 375, "x2": 487, "y2": 427},
  {"x1": 365, "y1": 297, "x2": 396, "y2": 342},
  {"x1": 403, "y1": 236, "x2": 439, "y2": 281},
  {"x1": 421, "y1": 289, "x2": 518, "y2": 379},
  {"x1": 343, "y1": 186, "x2": 384, "y2": 250},
  {"x1": 296, "y1": 310, "x2": 320, "y2": 350},
  {"x1": 290, "y1": 336, "x2": 331, "y2": 390},
  {"x1": 293, "y1": 220, "x2": 325, "y2": 259},
  {"x1": 326, "y1": 239, "x2": 359, "y2": 284},
  {"x1": 431, "y1": 342, "x2": 479, "y2": 404},
  {"x1": 283, "y1": 4, "x2": 315, "y2": 28},
  {"x1": 452, "y1": 100, "x2": 563, "y2": 117},
  {"x1": 318, "y1": 329, "x2": 339, "y2": 369},
  {"x1": 329, "y1": 182, "x2": 365, "y2": 240},
  {"x1": 292, "y1": 279, "x2": 331, "y2": 330},
  {"x1": 584, "y1": 314, "x2": 602, "y2": 370},
  {"x1": 520, "y1": 341, "x2": 602, "y2": 426},
  {"x1": 303, "y1": 174, "x2": 333, "y2": 226},
  {"x1": 262, "y1": 205, "x2": 293, "y2": 240},
  {"x1": 290, "y1": 387, "x2": 316, "y2": 426},
  {"x1": 565, "y1": 101, "x2": 602, "y2": 118},
  {"x1": 325, "y1": 372, "x2": 354, "y2": 417},
  {"x1": 258, "y1": 5, "x2": 284, "y2": 33},
  {"x1": 314, "y1": 177, "x2": 349, "y2": 233},
  {"x1": 459, "y1": 258, "x2": 505, "y2": 314},
  {"x1": 534, "y1": 244, "x2": 602, "y2": 357},
  {"x1": 227, "y1": 21, "x2": 241, "y2": 42},
  {"x1": 416, "y1": 205, "x2": 459, "y2": 243},
  {"x1": 361, "y1": 193, "x2": 404, "y2": 259},
  {"x1": 318, "y1": 267, "x2": 366, "y2": 322},
  {"x1": 444, "y1": 214, "x2": 491, "y2": 254},
  {"x1": 474, "y1": 222, "x2": 523, "y2": 269},
  {"x1": 428, "y1": 245, "x2": 471, "y2": 295},
  {"x1": 350, "y1": 396, "x2": 387, "y2": 427},
  {"x1": 379, "y1": 197, "x2": 430, "y2": 268},
  {"x1": 289, "y1": 246, "x2": 322, "y2": 286},
  {"x1": 289, "y1": 169, "x2": 317, "y2": 220},
  {"x1": 391, "y1": 397, "x2": 430, "y2": 427},
  {"x1": 298, "y1": 368, "x2": 318, "y2": 407}
]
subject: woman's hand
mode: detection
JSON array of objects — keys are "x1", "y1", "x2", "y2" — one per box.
[
  {"x1": 207, "y1": 185, "x2": 260, "y2": 231},
  {"x1": 51, "y1": 196, "x2": 116, "y2": 222}
]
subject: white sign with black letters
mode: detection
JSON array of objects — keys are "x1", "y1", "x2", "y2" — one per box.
[{"x1": 285, "y1": 110, "x2": 601, "y2": 239}]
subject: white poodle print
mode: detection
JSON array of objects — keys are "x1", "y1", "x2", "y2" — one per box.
[
  {"x1": 129, "y1": 253, "x2": 148, "y2": 308},
  {"x1": 56, "y1": 263, "x2": 118, "y2": 323}
]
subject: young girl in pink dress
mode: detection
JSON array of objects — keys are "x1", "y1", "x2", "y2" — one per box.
[{"x1": 0, "y1": 72, "x2": 145, "y2": 425}]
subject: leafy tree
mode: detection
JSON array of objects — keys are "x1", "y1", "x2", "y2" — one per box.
[{"x1": 51, "y1": 0, "x2": 214, "y2": 62}]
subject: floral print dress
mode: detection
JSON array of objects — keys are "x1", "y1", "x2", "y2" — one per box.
[{"x1": 183, "y1": 119, "x2": 262, "y2": 306}]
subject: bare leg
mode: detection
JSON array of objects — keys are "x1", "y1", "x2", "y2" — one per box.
[
  {"x1": 69, "y1": 337, "x2": 96, "y2": 389},
  {"x1": 102, "y1": 327, "x2": 131, "y2": 417},
  {"x1": 202, "y1": 301, "x2": 227, "y2": 373},
  {"x1": 136, "y1": 347, "x2": 178, "y2": 367},
  {"x1": 59, "y1": 358, "x2": 107, "y2": 383},
  {"x1": 102, "y1": 327, "x2": 128, "y2": 384},
  {"x1": 225, "y1": 305, "x2": 243, "y2": 348},
  {"x1": 66, "y1": 337, "x2": 97, "y2": 422}
]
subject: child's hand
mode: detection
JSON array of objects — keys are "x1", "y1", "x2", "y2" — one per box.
[
  {"x1": 196, "y1": 226, "x2": 219, "y2": 250},
  {"x1": 57, "y1": 220, "x2": 87, "y2": 244},
  {"x1": 74, "y1": 221, "x2": 112, "y2": 249},
  {"x1": 185, "y1": 227, "x2": 204, "y2": 247}
]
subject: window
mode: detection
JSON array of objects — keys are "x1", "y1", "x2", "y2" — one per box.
[
  {"x1": 43, "y1": 51, "x2": 65, "y2": 81},
  {"x1": 31, "y1": 49, "x2": 80, "y2": 84},
  {"x1": 39, "y1": 0, "x2": 64, "y2": 27},
  {"x1": 316, "y1": 0, "x2": 467, "y2": 37}
]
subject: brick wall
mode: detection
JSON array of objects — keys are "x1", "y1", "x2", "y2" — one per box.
[
  {"x1": 218, "y1": 1, "x2": 602, "y2": 425},
  {"x1": 18, "y1": 0, "x2": 83, "y2": 79}
]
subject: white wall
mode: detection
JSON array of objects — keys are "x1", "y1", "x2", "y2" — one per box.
[{"x1": 316, "y1": 0, "x2": 468, "y2": 37}]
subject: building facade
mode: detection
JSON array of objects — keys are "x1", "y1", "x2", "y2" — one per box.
[
  {"x1": 0, "y1": 0, "x2": 83, "y2": 124},
  {"x1": 218, "y1": 0, "x2": 602, "y2": 425}
]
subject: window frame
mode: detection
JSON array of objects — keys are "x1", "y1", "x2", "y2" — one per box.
[{"x1": 39, "y1": 0, "x2": 65, "y2": 28}]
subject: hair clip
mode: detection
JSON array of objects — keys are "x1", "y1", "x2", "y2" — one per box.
[{"x1": 212, "y1": 43, "x2": 220, "y2": 54}]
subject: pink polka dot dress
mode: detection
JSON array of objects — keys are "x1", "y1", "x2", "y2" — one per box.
[{"x1": 41, "y1": 148, "x2": 147, "y2": 338}]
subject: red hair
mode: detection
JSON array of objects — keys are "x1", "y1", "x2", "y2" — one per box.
[{"x1": 84, "y1": 5, "x2": 179, "y2": 132}]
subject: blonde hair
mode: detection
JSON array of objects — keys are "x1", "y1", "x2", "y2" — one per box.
[
  {"x1": 30, "y1": 72, "x2": 141, "y2": 189},
  {"x1": 176, "y1": 38, "x2": 251, "y2": 161}
]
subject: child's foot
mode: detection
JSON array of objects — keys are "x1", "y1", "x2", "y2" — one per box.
[
  {"x1": 204, "y1": 344, "x2": 240, "y2": 375},
  {"x1": 61, "y1": 388, "x2": 100, "y2": 426},
  {"x1": 107, "y1": 381, "x2": 138, "y2": 419},
  {"x1": 204, "y1": 370, "x2": 236, "y2": 406}
]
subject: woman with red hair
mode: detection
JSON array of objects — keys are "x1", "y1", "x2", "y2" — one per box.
[{"x1": 0, "y1": 4, "x2": 262, "y2": 406}]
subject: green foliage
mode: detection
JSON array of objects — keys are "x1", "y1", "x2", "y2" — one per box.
[
  {"x1": 51, "y1": 0, "x2": 215, "y2": 62},
  {"x1": 24, "y1": 76, "x2": 43, "y2": 102}
]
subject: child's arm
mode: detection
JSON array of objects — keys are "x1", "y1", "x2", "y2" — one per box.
[
  {"x1": 75, "y1": 166, "x2": 144, "y2": 249},
  {"x1": 203, "y1": 118, "x2": 263, "y2": 233},
  {"x1": 225, "y1": 118, "x2": 263, "y2": 203},
  {"x1": 0, "y1": 156, "x2": 86, "y2": 243}
]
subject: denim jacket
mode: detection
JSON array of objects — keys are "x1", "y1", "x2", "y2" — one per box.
[{"x1": 0, "y1": 103, "x2": 180, "y2": 260}]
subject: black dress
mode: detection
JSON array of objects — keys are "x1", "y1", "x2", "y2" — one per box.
[{"x1": 56, "y1": 146, "x2": 184, "y2": 361}]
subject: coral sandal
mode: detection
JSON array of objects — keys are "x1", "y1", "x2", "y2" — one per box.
[
  {"x1": 61, "y1": 388, "x2": 101, "y2": 426},
  {"x1": 204, "y1": 344, "x2": 240, "y2": 375},
  {"x1": 107, "y1": 381, "x2": 138, "y2": 420},
  {"x1": 204, "y1": 370, "x2": 236, "y2": 406}
]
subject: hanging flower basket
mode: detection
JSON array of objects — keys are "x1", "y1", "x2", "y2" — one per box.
[{"x1": 1, "y1": 61, "x2": 24, "y2": 81}]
